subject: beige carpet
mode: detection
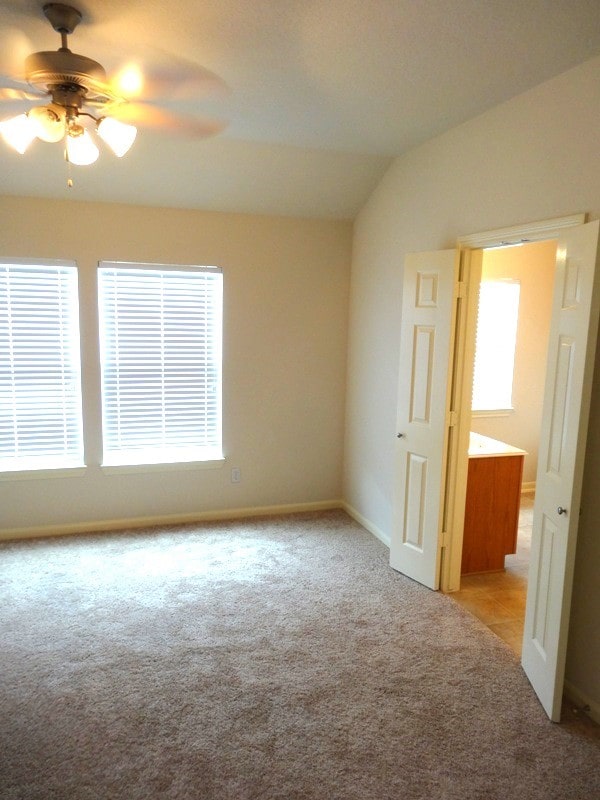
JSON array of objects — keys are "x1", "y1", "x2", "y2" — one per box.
[{"x1": 0, "y1": 510, "x2": 598, "y2": 799}]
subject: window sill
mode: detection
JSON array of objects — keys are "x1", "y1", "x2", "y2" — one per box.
[
  {"x1": 100, "y1": 458, "x2": 226, "y2": 476},
  {"x1": 472, "y1": 408, "x2": 514, "y2": 418},
  {"x1": 0, "y1": 466, "x2": 87, "y2": 482}
]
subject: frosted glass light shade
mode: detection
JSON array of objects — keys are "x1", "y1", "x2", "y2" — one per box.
[
  {"x1": 0, "y1": 114, "x2": 37, "y2": 154},
  {"x1": 29, "y1": 105, "x2": 65, "y2": 143},
  {"x1": 66, "y1": 128, "x2": 99, "y2": 165},
  {"x1": 97, "y1": 116, "x2": 137, "y2": 157}
]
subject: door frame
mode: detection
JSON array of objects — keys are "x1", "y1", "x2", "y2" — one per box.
[{"x1": 440, "y1": 213, "x2": 586, "y2": 593}]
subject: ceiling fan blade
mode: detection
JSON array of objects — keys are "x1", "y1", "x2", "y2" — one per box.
[
  {"x1": 0, "y1": 27, "x2": 33, "y2": 83},
  {"x1": 109, "y1": 51, "x2": 228, "y2": 103},
  {"x1": 0, "y1": 75, "x2": 32, "y2": 92},
  {"x1": 0, "y1": 99, "x2": 35, "y2": 121},
  {"x1": 0, "y1": 85, "x2": 47, "y2": 102},
  {"x1": 108, "y1": 102, "x2": 226, "y2": 138},
  {"x1": 0, "y1": 87, "x2": 29, "y2": 102}
]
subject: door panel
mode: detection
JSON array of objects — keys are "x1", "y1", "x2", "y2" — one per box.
[
  {"x1": 404, "y1": 452, "x2": 427, "y2": 550},
  {"x1": 410, "y1": 326, "x2": 435, "y2": 424},
  {"x1": 390, "y1": 249, "x2": 459, "y2": 589},
  {"x1": 547, "y1": 336, "x2": 574, "y2": 475},
  {"x1": 522, "y1": 220, "x2": 600, "y2": 721},
  {"x1": 531, "y1": 514, "x2": 556, "y2": 654}
]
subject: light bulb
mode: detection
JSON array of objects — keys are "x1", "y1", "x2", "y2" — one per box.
[
  {"x1": 0, "y1": 113, "x2": 37, "y2": 154},
  {"x1": 97, "y1": 116, "x2": 137, "y2": 157},
  {"x1": 112, "y1": 63, "x2": 144, "y2": 98},
  {"x1": 65, "y1": 127, "x2": 99, "y2": 166}
]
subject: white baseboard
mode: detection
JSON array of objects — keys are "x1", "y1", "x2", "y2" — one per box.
[
  {"x1": 521, "y1": 481, "x2": 536, "y2": 495},
  {"x1": 563, "y1": 680, "x2": 600, "y2": 726},
  {"x1": 0, "y1": 499, "x2": 344, "y2": 541},
  {"x1": 342, "y1": 502, "x2": 390, "y2": 548}
]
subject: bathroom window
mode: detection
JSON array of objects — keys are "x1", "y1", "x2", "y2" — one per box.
[{"x1": 472, "y1": 280, "x2": 520, "y2": 414}]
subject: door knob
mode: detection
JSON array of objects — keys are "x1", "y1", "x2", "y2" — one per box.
[{"x1": 557, "y1": 506, "x2": 567, "y2": 515}]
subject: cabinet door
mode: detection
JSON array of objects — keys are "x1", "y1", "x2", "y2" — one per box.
[{"x1": 461, "y1": 454, "x2": 523, "y2": 574}]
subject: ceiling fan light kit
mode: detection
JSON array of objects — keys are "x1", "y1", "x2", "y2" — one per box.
[
  {"x1": 28, "y1": 104, "x2": 66, "y2": 143},
  {"x1": 0, "y1": 3, "x2": 138, "y2": 178},
  {"x1": 96, "y1": 116, "x2": 137, "y2": 157},
  {"x1": 0, "y1": 112, "x2": 38, "y2": 154},
  {"x1": 65, "y1": 125, "x2": 98, "y2": 166}
]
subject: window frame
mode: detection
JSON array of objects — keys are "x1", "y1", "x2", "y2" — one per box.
[
  {"x1": 0, "y1": 257, "x2": 85, "y2": 476},
  {"x1": 471, "y1": 278, "x2": 521, "y2": 416},
  {"x1": 97, "y1": 260, "x2": 224, "y2": 470}
]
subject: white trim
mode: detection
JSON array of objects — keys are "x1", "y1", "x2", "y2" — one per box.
[
  {"x1": 0, "y1": 466, "x2": 87, "y2": 482},
  {"x1": 99, "y1": 260, "x2": 222, "y2": 274},
  {"x1": 443, "y1": 214, "x2": 586, "y2": 594},
  {"x1": 439, "y1": 248, "x2": 483, "y2": 592},
  {"x1": 0, "y1": 499, "x2": 344, "y2": 541},
  {"x1": 342, "y1": 502, "x2": 390, "y2": 548},
  {"x1": 471, "y1": 409, "x2": 514, "y2": 418},
  {"x1": 0, "y1": 256, "x2": 77, "y2": 269},
  {"x1": 458, "y1": 214, "x2": 585, "y2": 249},
  {"x1": 564, "y1": 680, "x2": 600, "y2": 726},
  {"x1": 100, "y1": 458, "x2": 225, "y2": 475}
]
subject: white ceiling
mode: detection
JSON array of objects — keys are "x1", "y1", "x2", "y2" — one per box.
[{"x1": 1, "y1": 0, "x2": 600, "y2": 219}]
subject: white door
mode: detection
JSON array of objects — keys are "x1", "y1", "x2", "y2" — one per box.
[
  {"x1": 521, "y1": 220, "x2": 600, "y2": 721},
  {"x1": 389, "y1": 249, "x2": 459, "y2": 589}
]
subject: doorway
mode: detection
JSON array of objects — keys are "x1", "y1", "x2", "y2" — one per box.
[
  {"x1": 450, "y1": 239, "x2": 557, "y2": 655},
  {"x1": 390, "y1": 214, "x2": 600, "y2": 719}
]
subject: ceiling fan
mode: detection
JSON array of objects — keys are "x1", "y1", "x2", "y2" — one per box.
[{"x1": 0, "y1": 3, "x2": 226, "y2": 178}]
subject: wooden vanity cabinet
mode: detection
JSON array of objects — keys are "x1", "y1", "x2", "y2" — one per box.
[{"x1": 461, "y1": 434, "x2": 526, "y2": 575}]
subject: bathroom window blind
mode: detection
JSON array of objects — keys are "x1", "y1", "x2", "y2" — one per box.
[
  {"x1": 472, "y1": 280, "x2": 520, "y2": 412},
  {"x1": 98, "y1": 263, "x2": 223, "y2": 465},
  {"x1": 0, "y1": 261, "x2": 84, "y2": 471}
]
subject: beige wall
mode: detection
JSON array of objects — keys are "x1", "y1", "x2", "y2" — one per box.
[
  {"x1": 344, "y1": 55, "x2": 600, "y2": 716},
  {"x1": 470, "y1": 240, "x2": 556, "y2": 484},
  {"x1": 0, "y1": 196, "x2": 352, "y2": 532}
]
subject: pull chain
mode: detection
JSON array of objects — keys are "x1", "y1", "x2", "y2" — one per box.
[{"x1": 64, "y1": 138, "x2": 74, "y2": 188}]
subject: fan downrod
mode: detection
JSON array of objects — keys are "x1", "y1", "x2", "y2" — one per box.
[{"x1": 43, "y1": 3, "x2": 82, "y2": 36}]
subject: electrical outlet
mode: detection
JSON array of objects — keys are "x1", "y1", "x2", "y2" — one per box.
[{"x1": 231, "y1": 467, "x2": 241, "y2": 483}]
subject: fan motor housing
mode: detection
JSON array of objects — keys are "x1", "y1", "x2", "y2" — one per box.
[{"x1": 25, "y1": 50, "x2": 113, "y2": 102}]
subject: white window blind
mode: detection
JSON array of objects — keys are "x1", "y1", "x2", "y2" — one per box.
[
  {"x1": 472, "y1": 280, "x2": 520, "y2": 412},
  {"x1": 98, "y1": 263, "x2": 223, "y2": 466},
  {"x1": 0, "y1": 261, "x2": 84, "y2": 471}
]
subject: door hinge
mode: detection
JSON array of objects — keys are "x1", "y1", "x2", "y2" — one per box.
[
  {"x1": 447, "y1": 410, "x2": 458, "y2": 427},
  {"x1": 455, "y1": 280, "x2": 466, "y2": 299},
  {"x1": 440, "y1": 530, "x2": 450, "y2": 548}
]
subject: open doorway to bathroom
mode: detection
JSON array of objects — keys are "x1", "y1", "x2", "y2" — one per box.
[{"x1": 450, "y1": 239, "x2": 557, "y2": 655}]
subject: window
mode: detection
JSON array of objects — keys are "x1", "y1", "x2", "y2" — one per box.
[
  {"x1": 0, "y1": 260, "x2": 84, "y2": 472},
  {"x1": 98, "y1": 262, "x2": 223, "y2": 466},
  {"x1": 472, "y1": 280, "x2": 520, "y2": 413}
]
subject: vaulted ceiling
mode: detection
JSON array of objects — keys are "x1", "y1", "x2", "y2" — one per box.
[{"x1": 2, "y1": 0, "x2": 600, "y2": 218}]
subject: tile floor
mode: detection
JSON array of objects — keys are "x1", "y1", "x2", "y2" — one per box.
[{"x1": 450, "y1": 494, "x2": 533, "y2": 656}]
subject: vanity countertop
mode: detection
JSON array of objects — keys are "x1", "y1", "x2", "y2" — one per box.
[{"x1": 468, "y1": 432, "x2": 527, "y2": 458}]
